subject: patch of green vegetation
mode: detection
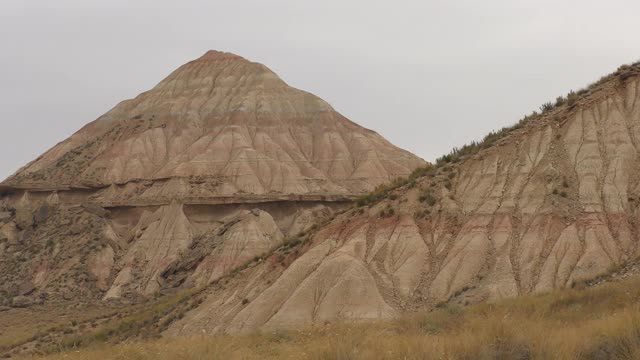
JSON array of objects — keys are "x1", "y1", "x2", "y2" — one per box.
[{"x1": 419, "y1": 189, "x2": 437, "y2": 206}]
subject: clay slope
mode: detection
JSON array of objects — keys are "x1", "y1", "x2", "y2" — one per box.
[
  {"x1": 0, "y1": 51, "x2": 425, "y2": 307},
  {"x1": 166, "y1": 63, "x2": 640, "y2": 335},
  {"x1": 2, "y1": 50, "x2": 424, "y2": 204}
]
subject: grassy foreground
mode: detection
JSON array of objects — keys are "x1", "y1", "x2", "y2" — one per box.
[{"x1": 23, "y1": 277, "x2": 640, "y2": 360}]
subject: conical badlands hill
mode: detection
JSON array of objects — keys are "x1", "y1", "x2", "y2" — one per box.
[
  {"x1": 3, "y1": 50, "x2": 422, "y2": 203},
  {"x1": 0, "y1": 51, "x2": 425, "y2": 303}
]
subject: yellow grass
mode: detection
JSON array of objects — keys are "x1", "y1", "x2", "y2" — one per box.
[{"x1": 22, "y1": 277, "x2": 640, "y2": 360}]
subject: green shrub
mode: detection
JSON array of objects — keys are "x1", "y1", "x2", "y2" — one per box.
[
  {"x1": 567, "y1": 90, "x2": 578, "y2": 106},
  {"x1": 420, "y1": 191, "x2": 437, "y2": 206},
  {"x1": 540, "y1": 102, "x2": 554, "y2": 113}
]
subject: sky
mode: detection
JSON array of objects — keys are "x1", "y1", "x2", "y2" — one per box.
[{"x1": 1, "y1": 0, "x2": 639, "y2": 180}]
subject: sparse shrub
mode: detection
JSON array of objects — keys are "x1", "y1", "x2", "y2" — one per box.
[
  {"x1": 419, "y1": 190, "x2": 437, "y2": 206},
  {"x1": 355, "y1": 170, "x2": 438, "y2": 208},
  {"x1": 379, "y1": 207, "x2": 395, "y2": 218},
  {"x1": 282, "y1": 237, "x2": 303, "y2": 249},
  {"x1": 567, "y1": 90, "x2": 578, "y2": 106},
  {"x1": 409, "y1": 166, "x2": 434, "y2": 180},
  {"x1": 540, "y1": 102, "x2": 554, "y2": 113},
  {"x1": 618, "y1": 64, "x2": 631, "y2": 72}
]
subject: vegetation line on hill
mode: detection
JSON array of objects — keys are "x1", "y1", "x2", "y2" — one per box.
[{"x1": 356, "y1": 60, "x2": 640, "y2": 208}]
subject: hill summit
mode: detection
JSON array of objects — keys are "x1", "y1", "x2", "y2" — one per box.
[{"x1": 3, "y1": 50, "x2": 424, "y2": 205}]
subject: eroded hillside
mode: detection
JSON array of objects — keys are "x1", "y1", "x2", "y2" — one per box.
[
  {"x1": 4, "y1": 53, "x2": 640, "y2": 356},
  {"x1": 166, "y1": 63, "x2": 640, "y2": 335},
  {"x1": 0, "y1": 51, "x2": 425, "y2": 311}
]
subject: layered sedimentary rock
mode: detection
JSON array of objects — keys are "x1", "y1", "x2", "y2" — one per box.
[
  {"x1": 0, "y1": 51, "x2": 425, "y2": 305},
  {"x1": 3, "y1": 50, "x2": 422, "y2": 203},
  {"x1": 8, "y1": 50, "x2": 639, "y2": 337},
  {"x1": 166, "y1": 65, "x2": 640, "y2": 335}
]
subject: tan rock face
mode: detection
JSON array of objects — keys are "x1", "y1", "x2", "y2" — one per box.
[
  {"x1": 0, "y1": 51, "x2": 424, "y2": 304},
  {"x1": 187, "y1": 209, "x2": 284, "y2": 287},
  {"x1": 166, "y1": 68, "x2": 640, "y2": 335}
]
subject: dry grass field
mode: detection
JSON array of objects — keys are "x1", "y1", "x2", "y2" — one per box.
[{"x1": 18, "y1": 276, "x2": 640, "y2": 360}]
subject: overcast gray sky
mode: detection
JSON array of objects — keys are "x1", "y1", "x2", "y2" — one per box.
[{"x1": 1, "y1": 0, "x2": 639, "y2": 180}]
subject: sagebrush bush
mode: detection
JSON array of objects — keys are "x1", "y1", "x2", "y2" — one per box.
[
  {"x1": 419, "y1": 190, "x2": 437, "y2": 206},
  {"x1": 540, "y1": 101, "x2": 554, "y2": 113}
]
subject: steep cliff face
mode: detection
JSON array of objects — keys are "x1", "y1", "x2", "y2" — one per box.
[
  {"x1": 166, "y1": 64, "x2": 640, "y2": 335},
  {"x1": 0, "y1": 51, "x2": 425, "y2": 305}
]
